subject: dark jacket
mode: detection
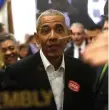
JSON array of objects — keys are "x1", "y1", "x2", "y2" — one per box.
[
  {"x1": 93, "y1": 65, "x2": 108, "y2": 110},
  {"x1": 1, "y1": 52, "x2": 96, "y2": 110},
  {"x1": 65, "y1": 40, "x2": 88, "y2": 58}
]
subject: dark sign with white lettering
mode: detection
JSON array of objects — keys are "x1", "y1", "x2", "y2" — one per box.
[{"x1": 35, "y1": 0, "x2": 108, "y2": 28}]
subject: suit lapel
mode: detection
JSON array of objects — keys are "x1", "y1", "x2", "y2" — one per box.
[
  {"x1": 96, "y1": 67, "x2": 108, "y2": 94},
  {"x1": 63, "y1": 55, "x2": 80, "y2": 109},
  {"x1": 93, "y1": 66, "x2": 103, "y2": 92}
]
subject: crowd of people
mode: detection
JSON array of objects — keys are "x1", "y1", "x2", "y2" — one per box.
[
  {"x1": 0, "y1": 32, "x2": 40, "y2": 70},
  {"x1": 0, "y1": 9, "x2": 108, "y2": 110}
]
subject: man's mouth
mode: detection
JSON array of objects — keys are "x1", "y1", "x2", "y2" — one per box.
[
  {"x1": 6, "y1": 55, "x2": 17, "y2": 61},
  {"x1": 7, "y1": 56, "x2": 14, "y2": 61},
  {"x1": 47, "y1": 44, "x2": 61, "y2": 51}
]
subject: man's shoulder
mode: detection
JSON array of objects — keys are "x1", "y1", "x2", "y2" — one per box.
[
  {"x1": 65, "y1": 55, "x2": 96, "y2": 85},
  {"x1": 65, "y1": 54, "x2": 96, "y2": 75},
  {"x1": 65, "y1": 54, "x2": 87, "y2": 66}
]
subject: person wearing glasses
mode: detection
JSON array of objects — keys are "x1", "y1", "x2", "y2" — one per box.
[
  {"x1": 0, "y1": 33, "x2": 18, "y2": 70},
  {"x1": 65, "y1": 22, "x2": 88, "y2": 59}
]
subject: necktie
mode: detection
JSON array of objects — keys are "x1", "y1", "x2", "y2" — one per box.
[{"x1": 78, "y1": 47, "x2": 81, "y2": 59}]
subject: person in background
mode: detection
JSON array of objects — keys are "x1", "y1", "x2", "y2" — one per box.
[
  {"x1": 24, "y1": 33, "x2": 31, "y2": 43},
  {"x1": 26, "y1": 34, "x2": 39, "y2": 54},
  {"x1": 2, "y1": 9, "x2": 96, "y2": 110},
  {"x1": 65, "y1": 22, "x2": 87, "y2": 59},
  {"x1": 0, "y1": 33, "x2": 18, "y2": 70},
  {"x1": 18, "y1": 43, "x2": 30, "y2": 59},
  {"x1": 0, "y1": 23, "x2": 6, "y2": 33},
  {"x1": 83, "y1": 15, "x2": 108, "y2": 110},
  {"x1": 86, "y1": 25, "x2": 102, "y2": 44}
]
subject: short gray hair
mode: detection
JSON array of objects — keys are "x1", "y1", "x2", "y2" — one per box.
[
  {"x1": 0, "y1": 32, "x2": 16, "y2": 44},
  {"x1": 70, "y1": 22, "x2": 85, "y2": 32},
  {"x1": 36, "y1": 9, "x2": 66, "y2": 32}
]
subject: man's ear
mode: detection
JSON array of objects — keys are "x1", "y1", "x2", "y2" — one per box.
[{"x1": 34, "y1": 32, "x2": 40, "y2": 44}]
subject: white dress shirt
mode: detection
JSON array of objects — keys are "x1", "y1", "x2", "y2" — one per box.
[
  {"x1": 40, "y1": 49, "x2": 65, "y2": 110},
  {"x1": 74, "y1": 41, "x2": 86, "y2": 59}
]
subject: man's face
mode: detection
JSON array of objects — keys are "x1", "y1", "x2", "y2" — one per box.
[
  {"x1": 19, "y1": 47, "x2": 28, "y2": 58},
  {"x1": 0, "y1": 40, "x2": 18, "y2": 65},
  {"x1": 36, "y1": 15, "x2": 68, "y2": 58},
  {"x1": 87, "y1": 29, "x2": 101, "y2": 43},
  {"x1": 71, "y1": 26, "x2": 85, "y2": 46}
]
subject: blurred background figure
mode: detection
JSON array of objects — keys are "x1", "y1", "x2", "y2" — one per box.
[
  {"x1": 18, "y1": 43, "x2": 30, "y2": 60},
  {"x1": 0, "y1": 33, "x2": 18, "y2": 70},
  {"x1": 65, "y1": 22, "x2": 87, "y2": 59},
  {"x1": 24, "y1": 33, "x2": 31, "y2": 43},
  {"x1": 26, "y1": 34, "x2": 40, "y2": 54},
  {"x1": 0, "y1": 23, "x2": 6, "y2": 33},
  {"x1": 86, "y1": 25, "x2": 102, "y2": 44}
]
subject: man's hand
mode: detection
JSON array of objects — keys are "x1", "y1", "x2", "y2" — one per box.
[{"x1": 82, "y1": 30, "x2": 108, "y2": 66}]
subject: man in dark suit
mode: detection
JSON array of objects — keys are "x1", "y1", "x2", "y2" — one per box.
[
  {"x1": 65, "y1": 22, "x2": 88, "y2": 59},
  {"x1": 1, "y1": 9, "x2": 95, "y2": 110},
  {"x1": 0, "y1": 33, "x2": 18, "y2": 70}
]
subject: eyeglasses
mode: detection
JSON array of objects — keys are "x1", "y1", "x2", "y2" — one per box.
[{"x1": 38, "y1": 24, "x2": 66, "y2": 35}]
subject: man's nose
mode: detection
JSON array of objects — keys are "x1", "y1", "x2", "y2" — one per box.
[
  {"x1": 49, "y1": 30, "x2": 58, "y2": 40},
  {"x1": 73, "y1": 35, "x2": 78, "y2": 39},
  {"x1": 5, "y1": 50, "x2": 11, "y2": 55}
]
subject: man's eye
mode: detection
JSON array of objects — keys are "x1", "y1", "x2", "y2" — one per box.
[
  {"x1": 40, "y1": 25, "x2": 51, "y2": 35},
  {"x1": 102, "y1": 28, "x2": 108, "y2": 31},
  {"x1": 9, "y1": 46, "x2": 15, "y2": 51},
  {"x1": 55, "y1": 24, "x2": 65, "y2": 33},
  {"x1": 1, "y1": 46, "x2": 15, "y2": 52}
]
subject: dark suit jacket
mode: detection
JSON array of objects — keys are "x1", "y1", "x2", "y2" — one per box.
[
  {"x1": 1, "y1": 52, "x2": 96, "y2": 110},
  {"x1": 65, "y1": 40, "x2": 88, "y2": 58},
  {"x1": 93, "y1": 65, "x2": 108, "y2": 110}
]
